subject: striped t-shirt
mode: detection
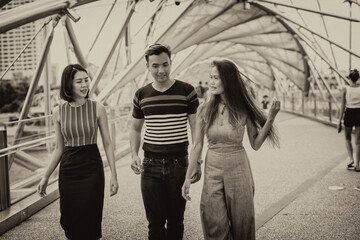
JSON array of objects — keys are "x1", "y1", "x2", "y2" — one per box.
[
  {"x1": 59, "y1": 99, "x2": 98, "y2": 147},
  {"x1": 132, "y1": 80, "x2": 199, "y2": 157}
]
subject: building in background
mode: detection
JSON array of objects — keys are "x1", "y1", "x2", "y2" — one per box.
[{"x1": 0, "y1": 0, "x2": 44, "y2": 83}]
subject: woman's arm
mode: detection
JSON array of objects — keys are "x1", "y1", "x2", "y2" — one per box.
[
  {"x1": 338, "y1": 88, "x2": 346, "y2": 132},
  {"x1": 188, "y1": 113, "x2": 202, "y2": 183},
  {"x1": 97, "y1": 103, "x2": 119, "y2": 196},
  {"x1": 247, "y1": 99, "x2": 280, "y2": 151},
  {"x1": 37, "y1": 108, "x2": 64, "y2": 197},
  {"x1": 182, "y1": 106, "x2": 205, "y2": 200}
]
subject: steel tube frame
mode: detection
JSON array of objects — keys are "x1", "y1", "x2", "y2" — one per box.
[
  {"x1": 316, "y1": 0, "x2": 338, "y2": 69},
  {"x1": 309, "y1": 57, "x2": 339, "y2": 107},
  {"x1": 89, "y1": 3, "x2": 136, "y2": 96},
  {"x1": 254, "y1": 0, "x2": 360, "y2": 22},
  {"x1": 349, "y1": 2, "x2": 353, "y2": 70},
  {"x1": 251, "y1": 2, "x2": 311, "y2": 91},
  {"x1": 255, "y1": 2, "x2": 350, "y2": 86},
  {"x1": 0, "y1": 129, "x2": 10, "y2": 211},
  {"x1": 272, "y1": 13, "x2": 360, "y2": 59},
  {"x1": 288, "y1": 0, "x2": 332, "y2": 67},
  {"x1": 0, "y1": 0, "x2": 100, "y2": 34},
  {"x1": 0, "y1": 18, "x2": 51, "y2": 80},
  {"x1": 296, "y1": 31, "x2": 350, "y2": 86},
  {"x1": 95, "y1": 1, "x2": 197, "y2": 102},
  {"x1": 43, "y1": 24, "x2": 52, "y2": 154},
  {"x1": 64, "y1": 18, "x2": 89, "y2": 69},
  {"x1": 87, "y1": 0, "x2": 118, "y2": 54},
  {"x1": 9, "y1": 20, "x2": 57, "y2": 167}
]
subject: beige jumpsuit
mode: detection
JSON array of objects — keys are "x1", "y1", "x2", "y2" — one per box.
[{"x1": 201, "y1": 122, "x2": 255, "y2": 240}]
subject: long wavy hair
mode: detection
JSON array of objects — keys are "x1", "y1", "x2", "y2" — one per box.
[{"x1": 202, "y1": 59, "x2": 279, "y2": 147}]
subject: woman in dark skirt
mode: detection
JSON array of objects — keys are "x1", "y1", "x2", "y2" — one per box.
[
  {"x1": 37, "y1": 63, "x2": 119, "y2": 239},
  {"x1": 338, "y1": 69, "x2": 360, "y2": 171}
]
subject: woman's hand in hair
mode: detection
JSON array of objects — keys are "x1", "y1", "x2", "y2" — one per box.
[{"x1": 268, "y1": 98, "x2": 280, "y2": 121}]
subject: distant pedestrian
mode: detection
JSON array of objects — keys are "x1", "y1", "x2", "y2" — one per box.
[
  {"x1": 37, "y1": 63, "x2": 119, "y2": 239},
  {"x1": 129, "y1": 43, "x2": 200, "y2": 240},
  {"x1": 196, "y1": 81, "x2": 206, "y2": 99},
  {"x1": 261, "y1": 95, "x2": 270, "y2": 110},
  {"x1": 182, "y1": 58, "x2": 280, "y2": 240},
  {"x1": 338, "y1": 69, "x2": 360, "y2": 171}
]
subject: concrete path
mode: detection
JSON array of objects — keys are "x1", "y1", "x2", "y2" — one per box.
[{"x1": 2, "y1": 112, "x2": 358, "y2": 240}]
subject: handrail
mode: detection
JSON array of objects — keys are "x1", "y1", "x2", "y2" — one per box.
[
  {"x1": 2, "y1": 115, "x2": 53, "y2": 125},
  {"x1": 0, "y1": 135, "x2": 54, "y2": 157},
  {"x1": 108, "y1": 114, "x2": 130, "y2": 123},
  {"x1": 0, "y1": 113, "x2": 130, "y2": 158}
]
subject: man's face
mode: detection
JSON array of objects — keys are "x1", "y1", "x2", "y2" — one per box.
[{"x1": 147, "y1": 52, "x2": 171, "y2": 83}]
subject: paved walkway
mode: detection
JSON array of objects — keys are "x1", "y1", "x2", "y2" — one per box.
[{"x1": 1, "y1": 112, "x2": 359, "y2": 240}]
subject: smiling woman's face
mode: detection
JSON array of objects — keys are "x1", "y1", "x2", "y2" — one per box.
[
  {"x1": 72, "y1": 70, "x2": 89, "y2": 99},
  {"x1": 209, "y1": 66, "x2": 224, "y2": 95}
]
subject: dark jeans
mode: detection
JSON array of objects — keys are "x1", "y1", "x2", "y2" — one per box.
[{"x1": 141, "y1": 156, "x2": 188, "y2": 240}]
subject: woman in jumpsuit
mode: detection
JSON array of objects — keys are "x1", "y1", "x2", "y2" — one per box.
[{"x1": 182, "y1": 59, "x2": 280, "y2": 240}]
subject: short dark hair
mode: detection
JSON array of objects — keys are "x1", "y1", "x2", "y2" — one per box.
[
  {"x1": 349, "y1": 69, "x2": 359, "y2": 83},
  {"x1": 145, "y1": 43, "x2": 171, "y2": 64},
  {"x1": 60, "y1": 64, "x2": 88, "y2": 102}
]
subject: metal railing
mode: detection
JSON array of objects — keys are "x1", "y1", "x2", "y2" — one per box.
[
  {"x1": 280, "y1": 92, "x2": 340, "y2": 126},
  {"x1": 0, "y1": 92, "x2": 342, "y2": 235},
  {"x1": 0, "y1": 107, "x2": 131, "y2": 212}
]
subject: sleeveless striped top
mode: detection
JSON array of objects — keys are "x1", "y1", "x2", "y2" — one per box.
[{"x1": 59, "y1": 99, "x2": 98, "y2": 147}]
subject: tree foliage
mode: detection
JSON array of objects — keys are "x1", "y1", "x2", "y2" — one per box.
[{"x1": 0, "y1": 80, "x2": 30, "y2": 113}]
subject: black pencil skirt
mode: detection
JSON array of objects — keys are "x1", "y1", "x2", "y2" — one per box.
[{"x1": 59, "y1": 144, "x2": 105, "y2": 240}]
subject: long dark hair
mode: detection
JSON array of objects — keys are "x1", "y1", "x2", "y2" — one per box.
[{"x1": 202, "y1": 59, "x2": 279, "y2": 147}]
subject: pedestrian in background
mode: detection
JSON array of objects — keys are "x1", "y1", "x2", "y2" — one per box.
[
  {"x1": 129, "y1": 43, "x2": 200, "y2": 240},
  {"x1": 182, "y1": 58, "x2": 280, "y2": 240},
  {"x1": 338, "y1": 69, "x2": 360, "y2": 171},
  {"x1": 261, "y1": 95, "x2": 270, "y2": 110},
  {"x1": 37, "y1": 63, "x2": 119, "y2": 240}
]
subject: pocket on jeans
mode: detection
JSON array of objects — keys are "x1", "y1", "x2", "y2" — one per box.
[
  {"x1": 174, "y1": 157, "x2": 188, "y2": 169},
  {"x1": 142, "y1": 158, "x2": 152, "y2": 167}
]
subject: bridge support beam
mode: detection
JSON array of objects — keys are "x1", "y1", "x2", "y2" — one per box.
[{"x1": 0, "y1": 129, "x2": 10, "y2": 212}]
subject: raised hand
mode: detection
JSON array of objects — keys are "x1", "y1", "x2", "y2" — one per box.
[{"x1": 268, "y1": 98, "x2": 280, "y2": 120}]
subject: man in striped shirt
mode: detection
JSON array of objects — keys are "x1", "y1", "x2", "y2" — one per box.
[{"x1": 130, "y1": 44, "x2": 200, "y2": 240}]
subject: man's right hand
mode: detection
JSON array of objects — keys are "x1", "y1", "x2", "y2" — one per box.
[{"x1": 131, "y1": 155, "x2": 142, "y2": 174}]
